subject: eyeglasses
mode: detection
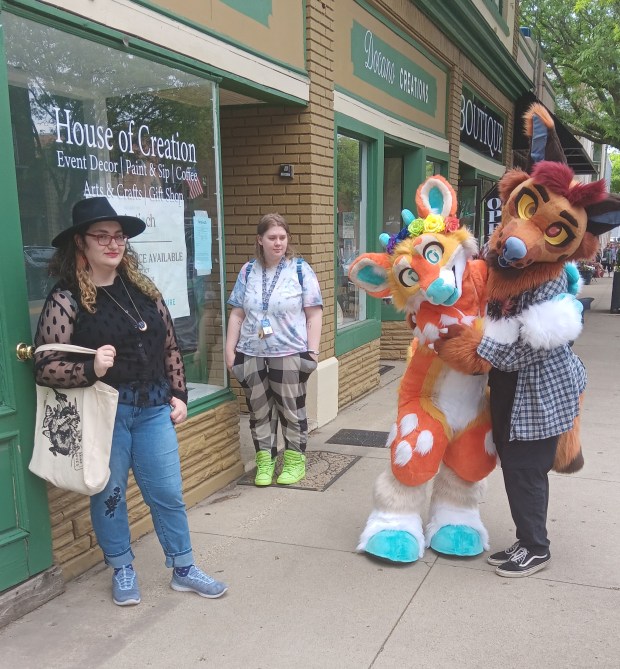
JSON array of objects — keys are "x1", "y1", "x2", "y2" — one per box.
[{"x1": 84, "y1": 233, "x2": 129, "y2": 247}]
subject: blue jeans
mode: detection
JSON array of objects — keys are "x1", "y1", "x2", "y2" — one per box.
[{"x1": 89, "y1": 403, "x2": 194, "y2": 568}]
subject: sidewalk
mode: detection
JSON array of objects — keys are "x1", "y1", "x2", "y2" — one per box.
[{"x1": 1, "y1": 278, "x2": 619, "y2": 668}]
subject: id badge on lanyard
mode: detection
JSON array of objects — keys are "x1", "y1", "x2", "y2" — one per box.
[{"x1": 259, "y1": 317, "x2": 273, "y2": 338}]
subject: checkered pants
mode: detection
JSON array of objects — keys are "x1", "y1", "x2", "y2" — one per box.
[{"x1": 232, "y1": 352, "x2": 317, "y2": 456}]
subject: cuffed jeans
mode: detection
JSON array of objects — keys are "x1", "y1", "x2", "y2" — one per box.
[{"x1": 89, "y1": 402, "x2": 194, "y2": 569}]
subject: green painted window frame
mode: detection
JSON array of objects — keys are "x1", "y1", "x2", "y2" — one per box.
[{"x1": 334, "y1": 114, "x2": 382, "y2": 356}]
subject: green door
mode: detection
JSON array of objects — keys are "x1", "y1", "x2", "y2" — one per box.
[{"x1": 0, "y1": 23, "x2": 53, "y2": 591}]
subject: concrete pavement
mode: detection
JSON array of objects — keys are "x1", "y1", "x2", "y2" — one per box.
[{"x1": 1, "y1": 277, "x2": 619, "y2": 668}]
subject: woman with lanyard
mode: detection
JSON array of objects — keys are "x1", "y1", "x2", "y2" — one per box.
[
  {"x1": 34, "y1": 196, "x2": 227, "y2": 606},
  {"x1": 226, "y1": 213, "x2": 323, "y2": 486}
]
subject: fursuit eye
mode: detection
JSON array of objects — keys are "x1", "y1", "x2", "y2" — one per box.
[
  {"x1": 516, "y1": 192, "x2": 537, "y2": 219},
  {"x1": 398, "y1": 267, "x2": 419, "y2": 287},
  {"x1": 544, "y1": 223, "x2": 573, "y2": 246},
  {"x1": 423, "y1": 242, "x2": 443, "y2": 264}
]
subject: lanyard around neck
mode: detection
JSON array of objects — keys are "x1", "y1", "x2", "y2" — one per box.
[{"x1": 261, "y1": 258, "x2": 285, "y2": 312}]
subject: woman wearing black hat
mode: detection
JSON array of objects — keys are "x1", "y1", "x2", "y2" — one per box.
[{"x1": 34, "y1": 196, "x2": 227, "y2": 606}]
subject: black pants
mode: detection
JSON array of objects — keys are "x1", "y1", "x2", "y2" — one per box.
[{"x1": 495, "y1": 436, "x2": 559, "y2": 554}]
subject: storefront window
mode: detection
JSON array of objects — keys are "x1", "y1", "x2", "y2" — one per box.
[
  {"x1": 383, "y1": 156, "x2": 403, "y2": 236},
  {"x1": 4, "y1": 13, "x2": 225, "y2": 402},
  {"x1": 426, "y1": 159, "x2": 443, "y2": 178},
  {"x1": 336, "y1": 134, "x2": 367, "y2": 328},
  {"x1": 458, "y1": 174, "x2": 497, "y2": 244},
  {"x1": 458, "y1": 184, "x2": 478, "y2": 235}
]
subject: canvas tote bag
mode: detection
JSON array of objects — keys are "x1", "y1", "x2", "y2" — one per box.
[{"x1": 29, "y1": 344, "x2": 119, "y2": 495}]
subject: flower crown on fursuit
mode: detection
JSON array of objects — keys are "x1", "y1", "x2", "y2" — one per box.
[{"x1": 379, "y1": 175, "x2": 461, "y2": 254}]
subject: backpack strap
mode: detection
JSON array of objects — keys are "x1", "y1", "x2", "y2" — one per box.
[
  {"x1": 244, "y1": 258, "x2": 256, "y2": 283},
  {"x1": 296, "y1": 257, "x2": 304, "y2": 288}
]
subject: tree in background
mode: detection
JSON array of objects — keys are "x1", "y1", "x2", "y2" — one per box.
[
  {"x1": 520, "y1": 0, "x2": 620, "y2": 150},
  {"x1": 610, "y1": 151, "x2": 620, "y2": 193}
]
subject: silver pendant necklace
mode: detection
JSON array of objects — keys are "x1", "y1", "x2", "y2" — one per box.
[{"x1": 99, "y1": 275, "x2": 148, "y2": 331}]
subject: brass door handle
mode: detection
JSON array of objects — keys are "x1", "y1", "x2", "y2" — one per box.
[{"x1": 16, "y1": 343, "x2": 35, "y2": 361}]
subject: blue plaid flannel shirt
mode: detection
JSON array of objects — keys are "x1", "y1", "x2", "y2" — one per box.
[{"x1": 478, "y1": 273, "x2": 587, "y2": 441}]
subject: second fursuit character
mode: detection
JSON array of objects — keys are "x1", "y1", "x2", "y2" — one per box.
[
  {"x1": 348, "y1": 176, "x2": 495, "y2": 563},
  {"x1": 435, "y1": 103, "x2": 620, "y2": 576}
]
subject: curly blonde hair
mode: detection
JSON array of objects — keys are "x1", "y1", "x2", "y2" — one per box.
[{"x1": 50, "y1": 237, "x2": 160, "y2": 313}]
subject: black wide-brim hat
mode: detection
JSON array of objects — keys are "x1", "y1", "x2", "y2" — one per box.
[{"x1": 51, "y1": 196, "x2": 147, "y2": 248}]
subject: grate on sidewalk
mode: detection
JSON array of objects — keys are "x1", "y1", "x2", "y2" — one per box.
[{"x1": 325, "y1": 429, "x2": 389, "y2": 448}]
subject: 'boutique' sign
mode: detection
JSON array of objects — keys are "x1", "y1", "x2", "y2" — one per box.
[{"x1": 460, "y1": 88, "x2": 505, "y2": 163}]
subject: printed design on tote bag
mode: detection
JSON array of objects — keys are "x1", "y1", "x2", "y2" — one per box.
[{"x1": 41, "y1": 388, "x2": 83, "y2": 471}]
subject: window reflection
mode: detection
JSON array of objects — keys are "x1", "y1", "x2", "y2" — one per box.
[
  {"x1": 383, "y1": 156, "x2": 403, "y2": 237},
  {"x1": 426, "y1": 159, "x2": 443, "y2": 179},
  {"x1": 5, "y1": 13, "x2": 225, "y2": 402},
  {"x1": 336, "y1": 134, "x2": 367, "y2": 328}
]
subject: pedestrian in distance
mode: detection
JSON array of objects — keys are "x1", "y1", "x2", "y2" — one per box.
[
  {"x1": 602, "y1": 243, "x2": 614, "y2": 276},
  {"x1": 226, "y1": 213, "x2": 323, "y2": 486},
  {"x1": 34, "y1": 196, "x2": 228, "y2": 606}
]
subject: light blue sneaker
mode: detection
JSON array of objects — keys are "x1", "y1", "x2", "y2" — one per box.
[
  {"x1": 170, "y1": 565, "x2": 228, "y2": 599},
  {"x1": 112, "y1": 565, "x2": 141, "y2": 606}
]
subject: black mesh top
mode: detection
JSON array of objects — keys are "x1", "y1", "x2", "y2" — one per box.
[{"x1": 34, "y1": 275, "x2": 188, "y2": 405}]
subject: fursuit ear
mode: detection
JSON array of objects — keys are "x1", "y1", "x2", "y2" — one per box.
[
  {"x1": 585, "y1": 193, "x2": 620, "y2": 236},
  {"x1": 348, "y1": 253, "x2": 392, "y2": 297},
  {"x1": 415, "y1": 175, "x2": 457, "y2": 218},
  {"x1": 498, "y1": 169, "x2": 529, "y2": 203},
  {"x1": 523, "y1": 102, "x2": 565, "y2": 169}
]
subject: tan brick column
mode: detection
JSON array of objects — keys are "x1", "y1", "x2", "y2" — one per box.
[{"x1": 221, "y1": 1, "x2": 337, "y2": 420}]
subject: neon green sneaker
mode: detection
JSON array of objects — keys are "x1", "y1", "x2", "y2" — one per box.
[
  {"x1": 255, "y1": 451, "x2": 276, "y2": 486},
  {"x1": 276, "y1": 450, "x2": 306, "y2": 485}
]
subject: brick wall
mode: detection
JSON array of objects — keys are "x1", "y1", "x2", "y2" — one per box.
[
  {"x1": 338, "y1": 339, "x2": 381, "y2": 408},
  {"x1": 221, "y1": 0, "x2": 335, "y2": 409},
  {"x1": 49, "y1": 400, "x2": 242, "y2": 580},
  {"x1": 380, "y1": 321, "x2": 413, "y2": 360}
]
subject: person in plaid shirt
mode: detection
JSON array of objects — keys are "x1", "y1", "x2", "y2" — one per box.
[
  {"x1": 474, "y1": 267, "x2": 586, "y2": 578},
  {"x1": 436, "y1": 103, "x2": 620, "y2": 578}
]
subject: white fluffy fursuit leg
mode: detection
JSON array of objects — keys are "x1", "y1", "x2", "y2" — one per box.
[
  {"x1": 425, "y1": 464, "x2": 489, "y2": 550},
  {"x1": 357, "y1": 468, "x2": 429, "y2": 558}
]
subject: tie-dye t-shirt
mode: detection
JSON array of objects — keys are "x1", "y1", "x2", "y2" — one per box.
[{"x1": 227, "y1": 257, "x2": 323, "y2": 357}]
